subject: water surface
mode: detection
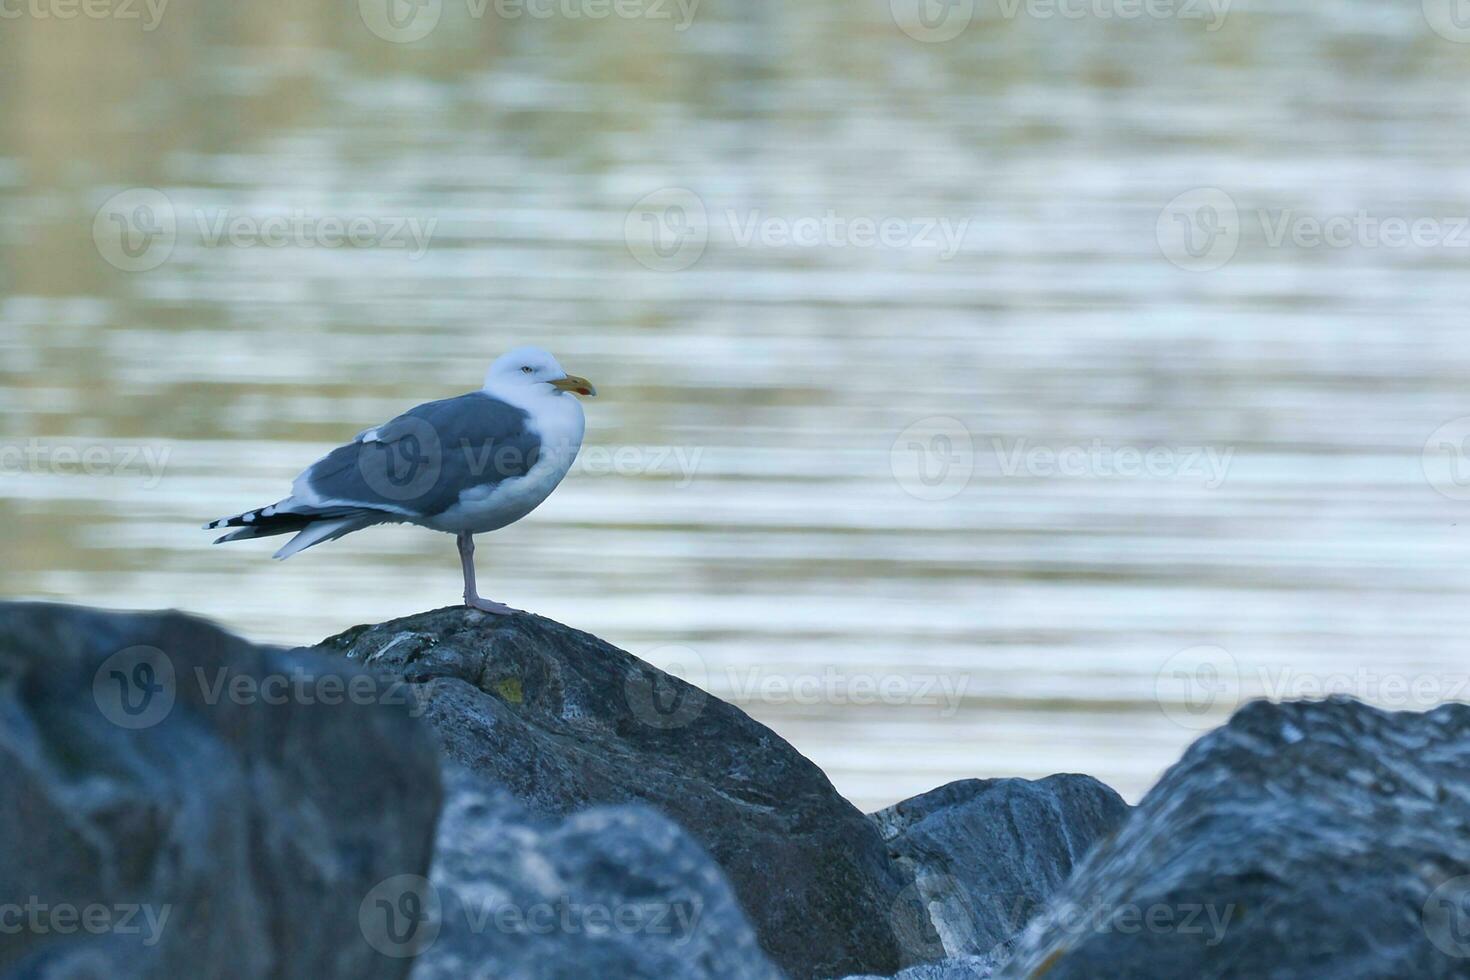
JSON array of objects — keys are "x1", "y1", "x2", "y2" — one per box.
[{"x1": 4, "y1": 0, "x2": 1470, "y2": 808}]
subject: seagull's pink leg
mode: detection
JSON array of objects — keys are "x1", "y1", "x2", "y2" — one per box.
[{"x1": 457, "y1": 532, "x2": 515, "y2": 616}]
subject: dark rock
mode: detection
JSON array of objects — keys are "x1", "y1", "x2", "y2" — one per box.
[
  {"x1": 0, "y1": 602, "x2": 442, "y2": 980},
  {"x1": 871, "y1": 775, "x2": 1129, "y2": 963},
  {"x1": 999, "y1": 698, "x2": 1470, "y2": 979},
  {"x1": 412, "y1": 765, "x2": 783, "y2": 980},
  {"x1": 315, "y1": 607, "x2": 925, "y2": 979},
  {"x1": 841, "y1": 952, "x2": 1004, "y2": 980}
]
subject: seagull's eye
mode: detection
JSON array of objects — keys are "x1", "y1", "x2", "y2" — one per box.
[{"x1": 520, "y1": 366, "x2": 533, "y2": 374}]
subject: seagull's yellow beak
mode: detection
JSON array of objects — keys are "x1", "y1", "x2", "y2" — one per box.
[{"x1": 550, "y1": 374, "x2": 597, "y2": 397}]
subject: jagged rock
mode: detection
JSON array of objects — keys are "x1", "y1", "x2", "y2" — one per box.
[
  {"x1": 315, "y1": 607, "x2": 926, "y2": 979},
  {"x1": 999, "y1": 698, "x2": 1470, "y2": 979},
  {"x1": 841, "y1": 952, "x2": 1004, "y2": 980},
  {"x1": 871, "y1": 775, "x2": 1129, "y2": 963},
  {"x1": 412, "y1": 765, "x2": 782, "y2": 980},
  {"x1": 0, "y1": 602, "x2": 443, "y2": 980}
]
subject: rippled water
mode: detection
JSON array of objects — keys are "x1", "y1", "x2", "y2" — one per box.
[{"x1": 4, "y1": 0, "x2": 1470, "y2": 808}]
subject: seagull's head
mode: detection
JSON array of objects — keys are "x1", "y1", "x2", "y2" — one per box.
[{"x1": 485, "y1": 346, "x2": 597, "y2": 399}]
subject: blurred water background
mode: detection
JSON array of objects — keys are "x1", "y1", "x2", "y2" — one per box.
[{"x1": 4, "y1": 0, "x2": 1470, "y2": 808}]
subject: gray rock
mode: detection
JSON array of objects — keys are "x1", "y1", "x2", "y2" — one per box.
[
  {"x1": 315, "y1": 607, "x2": 925, "y2": 979},
  {"x1": 413, "y1": 766, "x2": 782, "y2": 980},
  {"x1": 1000, "y1": 698, "x2": 1470, "y2": 979},
  {"x1": 841, "y1": 951, "x2": 1006, "y2": 980},
  {"x1": 871, "y1": 775, "x2": 1129, "y2": 963},
  {"x1": 0, "y1": 602, "x2": 442, "y2": 980}
]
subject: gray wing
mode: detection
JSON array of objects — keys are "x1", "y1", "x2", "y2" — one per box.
[{"x1": 299, "y1": 392, "x2": 541, "y2": 517}]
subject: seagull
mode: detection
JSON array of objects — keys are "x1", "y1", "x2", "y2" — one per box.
[{"x1": 205, "y1": 347, "x2": 596, "y2": 615}]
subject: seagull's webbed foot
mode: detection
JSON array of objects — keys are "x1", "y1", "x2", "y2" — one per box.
[{"x1": 465, "y1": 595, "x2": 516, "y2": 616}]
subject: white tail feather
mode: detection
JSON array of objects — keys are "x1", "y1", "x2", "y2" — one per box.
[{"x1": 272, "y1": 515, "x2": 376, "y2": 560}]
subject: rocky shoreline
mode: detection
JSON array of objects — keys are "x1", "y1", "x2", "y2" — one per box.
[{"x1": 3, "y1": 601, "x2": 1468, "y2": 978}]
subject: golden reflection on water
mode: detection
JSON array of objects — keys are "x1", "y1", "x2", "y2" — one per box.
[{"x1": 4, "y1": 2, "x2": 1470, "y2": 808}]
